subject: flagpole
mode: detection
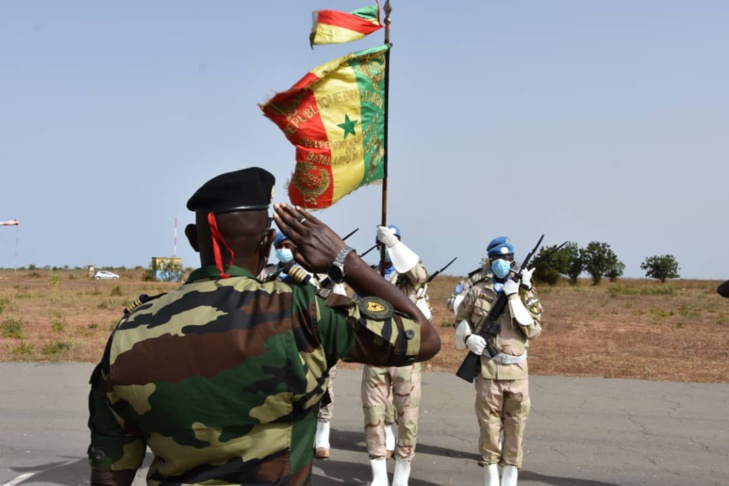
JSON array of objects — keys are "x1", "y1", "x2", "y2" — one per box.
[
  {"x1": 173, "y1": 216, "x2": 178, "y2": 258},
  {"x1": 379, "y1": 0, "x2": 392, "y2": 276},
  {"x1": 14, "y1": 224, "x2": 18, "y2": 272}
]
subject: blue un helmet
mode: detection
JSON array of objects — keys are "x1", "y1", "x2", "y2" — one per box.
[
  {"x1": 273, "y1": 230, "x2": 288, "y2": 247},
  {"x1": 486, "y1": 236, "x2": 514, "y2": 259}
]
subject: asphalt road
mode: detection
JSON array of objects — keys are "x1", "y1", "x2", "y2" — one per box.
[{"x1": 0, "y1": 363, "x2": 727, "y2": 486}]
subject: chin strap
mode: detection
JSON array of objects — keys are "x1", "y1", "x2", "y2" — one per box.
[{"x1": 207, "y1": 212, "x2": 234, "y2": 279}]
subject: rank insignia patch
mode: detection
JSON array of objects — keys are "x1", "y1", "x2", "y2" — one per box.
[{"x1": 358, "y1": 296, "x2": 394, "y2": 320}]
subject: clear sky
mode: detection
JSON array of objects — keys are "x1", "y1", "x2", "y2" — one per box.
[{"x1": 1, "y1": 1, "x2": 727, "y2": 279}]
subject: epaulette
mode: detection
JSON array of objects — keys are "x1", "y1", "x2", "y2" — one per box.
[
  {"x1": 123, "y1": 293, "x2": 166, "y2": 316},
  {"x1": 468, "y1": 270, "x2": 489, "y2": 286}
]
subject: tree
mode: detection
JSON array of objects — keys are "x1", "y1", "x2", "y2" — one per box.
[
  {"x1": 606, "y1": 259, "x2": 625, "y2": 283},
  {"x1": 563, "y1": 242, "x2": 583, "y2": 285},
  {"x1": 580, "y1": 241, "x2": 621, "y2": 285},
  {"x1": 640, "y1": 255, "x2": 680, "y2": 283},
  {"x1": 533, "y1": 242, "x2": 574, "y2": 286}
]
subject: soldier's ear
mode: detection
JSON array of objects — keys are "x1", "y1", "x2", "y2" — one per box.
[
  {"x1": 185, "y1": 224, "x2": 199, "y2": 253},
  {"x1": 261, "y1": 228, "x2": 276, "y2": 258}
]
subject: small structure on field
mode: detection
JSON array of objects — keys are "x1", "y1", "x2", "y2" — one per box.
[{"x1": 151, "y1": 257, "x2": 182, "y2": 282}]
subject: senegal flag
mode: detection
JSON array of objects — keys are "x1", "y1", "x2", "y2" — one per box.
[
  {"x1": 310, "y1": 4, "x2": 382, "y2": 47},
  {"x1": 261, "y1": 44, "x2": 388, "y2": 209}
]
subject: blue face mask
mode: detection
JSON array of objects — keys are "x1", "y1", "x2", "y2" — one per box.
[
  {"x1": 275, "y1": 248, "x2": 294, "y2": 264},
  {"x1": 491, "y1": 259, "x2": 511, "y2": 279}
]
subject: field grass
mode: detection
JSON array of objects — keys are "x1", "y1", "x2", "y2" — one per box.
[{"x1": 1, "y1": 268, "x2": 727, "y2": 383}]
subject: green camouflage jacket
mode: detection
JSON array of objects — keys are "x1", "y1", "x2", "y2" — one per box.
[{"x1": 88, "y1": 265, "x2": 421, "y2": 485}]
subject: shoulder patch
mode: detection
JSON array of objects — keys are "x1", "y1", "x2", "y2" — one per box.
[{"x1": 358, "y1": 296, "x2": 394, "y2": 320}]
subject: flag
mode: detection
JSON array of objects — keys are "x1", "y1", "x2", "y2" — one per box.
[
  {"x1": 0, "y1": 219, "x2": 19, "y2": 226},
  {"x1": 310, "y1": 3, "x2": 382, "y2": 47},
  {"x1": 261, "y1": 44, "x2": 388, "y2": 209}
]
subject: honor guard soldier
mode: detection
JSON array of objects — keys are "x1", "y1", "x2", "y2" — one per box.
[
  {"x1": 87, "y1": 167, "x2": 440, "y2": 486},
  {"x1": 455, "y1": 236, "x2": 543, "y2": 486},
  {"x1": 362, "y1": 225, "x2": 431, "y2": 486}
]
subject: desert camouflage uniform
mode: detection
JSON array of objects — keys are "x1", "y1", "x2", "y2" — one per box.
[
  {"x1": 88, "y1": 265, "x2": 423, "y2": 486},
  {"x1": 446, "y1": 267, "x2": 488, "y2": 314},
  {"x1": 455, "y1": 272, "x2": 543, "y2": 469},
  {"x1": 362, "y1": 262, "x2": 429, "y2": 462}
]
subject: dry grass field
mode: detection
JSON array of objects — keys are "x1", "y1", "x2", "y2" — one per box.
[{"x1": 1, "y1": 268, "x2": 727, "y2": 383}]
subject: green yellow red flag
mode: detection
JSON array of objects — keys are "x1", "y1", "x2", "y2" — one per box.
[
  {"x1": 260, "y1": 44, "x2": 389, "y2": 209},
  {"x1": 310, "y1": 4, "x2": 382, "y2": 47}
]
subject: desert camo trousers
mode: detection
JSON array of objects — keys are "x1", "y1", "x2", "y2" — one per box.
[
  {"x1": 475, "y1": 376, "x2": 530, "y2": 468},
  {"x1": 361, "y1": 363, "x2": 421, "y2": 461},
  {"x1": 318, "y1": 365, "x2": 336, "y2": 422}
]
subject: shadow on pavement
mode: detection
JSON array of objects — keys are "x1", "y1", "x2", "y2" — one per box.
[
  {"x1": 329, "y1": 428, "x2": 479, "y2": 460},
  {"x1": 9, "y1": 458, "x2": 86, "y2": 485},
  {"x1": 520, "y1": 470, "x2": 621, "y2": 486}
]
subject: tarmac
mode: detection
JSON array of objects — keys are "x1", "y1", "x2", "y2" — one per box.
[{"x1": 0, "y1": 362, "x2": 727, "y2": 486}]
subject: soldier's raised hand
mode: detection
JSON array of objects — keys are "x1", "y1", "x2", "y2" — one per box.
[
  {"x1": 273, "y1": 203, "x2": 345, "y2": 274},
  {"x1": 520, "y1": 267, "x2": 534, "y2": 289},
  {"x1": 376, "y1": 226, "x2": 399, "y2": 248}
]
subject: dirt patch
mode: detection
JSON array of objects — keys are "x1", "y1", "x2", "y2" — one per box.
[{"x1": 1, "y1": 269, "x2": 727, "y2": 383}]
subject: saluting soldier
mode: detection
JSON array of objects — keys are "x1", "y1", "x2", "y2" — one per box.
[
  {"x1": 86, "y1": 167, "x2": 440, "y2": 486},
  {"x1": 454, "y1": 236, "x2": 543, "y2": 486},
  {"x1": 362, "y1": 225, "x2": 431, "y2": 486}
]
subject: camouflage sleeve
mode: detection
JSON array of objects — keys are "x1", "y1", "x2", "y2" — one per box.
[
  {"x1": 316, "y1": 293, "x2": 421, "y2": 367},
  {"x1": 87, "y1": 340, "x2": 146, "y2": 472}
]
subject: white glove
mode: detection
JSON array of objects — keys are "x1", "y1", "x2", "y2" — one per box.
[
  {"x1": 503, "y1": 279, "x2": 519, "y2": 296},
  {"x1": 465, "y1": 335, "x2": 487, "y2": 355},
  {"x1": 520, "y1": 267, "x2": 534, "y2": 289},
  {"x1": 376, "y1": 226, "x2": 399, "y2": 248}
]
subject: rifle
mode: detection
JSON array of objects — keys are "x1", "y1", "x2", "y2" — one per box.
[
  {"x1": 340, "y1": 227, "x2": 359, "y2": 241},
  {"x1": 455, "y1": 234, "x2": 545, "y2": 383},
  {"x1": 427, "y1": 257, "x2": 457, "y2": 284},
  {"x1": 359, "y1": 244, "x2": 378, "y2": 259}
]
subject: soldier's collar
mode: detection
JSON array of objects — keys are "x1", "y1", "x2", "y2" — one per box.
[{"x1": 187, "y1": 265, "x2": 254, "y2": 283}]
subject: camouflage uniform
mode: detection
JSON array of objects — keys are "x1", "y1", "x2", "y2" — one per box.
[
  {"x1": 455, "y1": 273, "x2": 542, "y2": 469},
  {"x1": 88, "y1": 265, "x2": 423, "y2": 486},
  {"x1": 261, "y1": 262, "x2": 345, "y2": 429},
  {"x1": 362, "y1": 262, "x2": 429, "y2": 462}
]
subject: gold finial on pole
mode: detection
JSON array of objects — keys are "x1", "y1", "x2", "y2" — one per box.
[{"x1": 384, "y1": 0, "x2": 392, "y2": 44}]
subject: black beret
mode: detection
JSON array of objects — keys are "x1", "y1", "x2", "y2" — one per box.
[{"x1": 187, "y1": 167, "x2": 275, "y2": 213}]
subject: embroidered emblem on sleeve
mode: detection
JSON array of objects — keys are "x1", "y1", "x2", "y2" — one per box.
[{"x1": 358, "y1": 297, "x2": 394, "y2": 320}]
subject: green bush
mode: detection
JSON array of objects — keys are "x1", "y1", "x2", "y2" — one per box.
[
  {"x1": 2, "y1": 318, "x2": 25, "y2": 339},
  {"x1": 41, "y1": 340, "x2": 72, "y2": 355},
  {"x1": 49, "y1": 274, "x2": 62, "y2": 291},
  {"x1": 51, "y1": 316, "x2": 66, "y2": 332},
  {"x1": 0, "y1": 296, "x2": 10, "y2": 314},
  {"x1": 12, "y1": 342, "x2": 34, "y2": 355}
]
